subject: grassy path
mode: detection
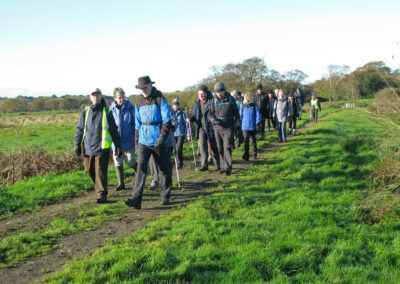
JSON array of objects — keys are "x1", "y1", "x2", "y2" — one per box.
[
  {"x1": 0, "y1": 109, "x2": 334, "y2": 283},
  {"x1": 39, "y1": 108, "x2": 400, "y2": 283}
]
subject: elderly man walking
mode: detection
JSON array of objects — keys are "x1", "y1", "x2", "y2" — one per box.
[
  {"x1": 209, "y1": 82, "x2": 240, "y2": 176},
  {"x1": 74, "y1": 88, "x2": 121, "y2": 203},
  {"x1": 124, "y1": 76, "x2": 173, "y2": 209}
]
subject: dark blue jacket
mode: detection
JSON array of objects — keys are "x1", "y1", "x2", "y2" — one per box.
[
  {"x1": 189, "y1": 99, "x2": 214, "y2": 140},
  {"x1": 110, "y1": 99, "x2": 135, "y2": 151},
  {"x1": 172, "y1": 109, "x2": 190, "y2": 137},
  {"x1": 75, "y1": 98, "x2": 121, "y2": 156},
  {"x1": 135, "y1": 87, "x2": 172, "y2": 147},
  {"x1": 209, "y1": 93, "x2": 240, "y2": 128},
  {"x1": 240, "y1": 103, "x2": 261, "y2": 131}
]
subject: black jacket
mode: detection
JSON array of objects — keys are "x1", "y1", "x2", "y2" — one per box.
[
  {"x1": 266, "y1": 96, "x2": 276, "y2": 118},
  {"x1": 209, "y1": 92, "x2": 240, "y2": 128},
  {"x1": 253, "y1": 92, "x2": 269, "y2": 118},
  {"x1": 75, "y1": 98, "x2": 121, "y2": 156},
  {"x1": 189, "y1": 99, "x2": 214, "y2": 140}
]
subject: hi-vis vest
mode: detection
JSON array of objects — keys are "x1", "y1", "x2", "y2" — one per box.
[
  {"x1": 82, "y1": 106, "x2": 112, "y2": 149},
  {"x1": 311, "y1": 99, "x2": 319, "y2": 110}
]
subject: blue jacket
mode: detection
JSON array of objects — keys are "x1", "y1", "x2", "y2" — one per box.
[
  {"x1": 172, "y1": 109, "x2": 190, "y2": 137},
  {"x1": 135, "y1": 88, "x2": 172, "y2": 147},
  {"x1": 110, "y1": 99, "x2": 135, "y2": 151},
  {"x1": 240, "y1": 102, "x2": 261, "y2": 131}
]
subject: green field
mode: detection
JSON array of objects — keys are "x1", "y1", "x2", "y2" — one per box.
[{"x1": 38, "y1": 108, "x2": 400, "y2": 283}]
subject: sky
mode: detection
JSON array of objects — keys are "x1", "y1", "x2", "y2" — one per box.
[{"x1": 0, "y1": 0, "x2": 399, "y2": 97}]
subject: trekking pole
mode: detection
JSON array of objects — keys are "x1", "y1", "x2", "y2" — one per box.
[
  {"x1": 189, "y1": 127, "x2": 198, "y2": 170},
  {"x1": 174, "y1": 156, "x2": 181, "y2": 188}
]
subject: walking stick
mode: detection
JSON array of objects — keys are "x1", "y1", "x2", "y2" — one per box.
[
  {"x1": 188, "y1": 125, "x2": 198, "y2": 170},
  {"x1": 174, "y1": 156, "x2": 181, "y2": 188}
]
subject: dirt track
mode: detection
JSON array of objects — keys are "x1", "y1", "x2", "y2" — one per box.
[{"x1": 0, "y1": 120, "x2": 317, "y2": 284}]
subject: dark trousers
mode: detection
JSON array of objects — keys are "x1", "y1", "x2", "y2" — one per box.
[
  {"x1": 312, "y1": 109, "x2": 318, "y2": 122},
  {"x1": 132, "y1": 144, "x2": 171, "y2": 203},
  {"x1": 243, "y1": 130, "x2": 257, "y2": 159},
  {"x1": 277, "y1": 121, "x2": 287, "y2": 141},
  {"x1": 150, "y1": 147, "x2": 173, "y2": 183},
  {"x1": 257, "y1": 117, "x2": 266, "y2": 138},
  {"x1": 174, "y1": 136, "x2": 185, "y2": 167},
  {"x1": 83, "y1": 150, "x2": 110, "y2": 198},
  {"x1": 214, "y1": 125, "x2": 234, "y2": 171},
  {"x1": 288, "y1": 115, "x2": 297, "y2": 130},
  {"x1": 266, "y1": 117, "x2": 276, "y2": 131},
  {"x1": 198, "y1": 128, "x2": 220, "y2": 168},
  {"x1": 235, "y1": 125, "x2": 244, "y2": 146}
]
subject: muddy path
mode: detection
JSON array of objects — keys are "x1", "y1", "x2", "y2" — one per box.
[{"x1": 0, "y1": 118, "x2": 321, "y2": 284}]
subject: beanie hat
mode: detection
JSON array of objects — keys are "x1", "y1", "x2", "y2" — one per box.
[
  {"x1": 214, "y1": 82, "x2": 226, "y2": 92},
  {"x1": 256, "y1": 84, "x2": 263, "y2": 90},
  {"x1": 198, "y1": 84, "x2": 209, "y2": 92},
  {"x1": 172, "y1": 98, "x2": 180, "y2": 105},
  {"x1": 232, "y1": 90, "x2": 241, "y2": 98}
]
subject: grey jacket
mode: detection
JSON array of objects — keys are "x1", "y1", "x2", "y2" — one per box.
[{"x1": 274, "y1": 98, "x2": 289, "y2": 123}]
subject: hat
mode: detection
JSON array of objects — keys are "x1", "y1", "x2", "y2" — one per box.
[
  {"x1": 135, "y1": 76, "x2": 155, "y2": 89},
  {"x1": 232, "y1": 90, "x2": 241, "y2": 98},
  {"x1": 90, "y1": 88, "x2": 102, "y2": 95},
  {"x1": 256, "y1": 84, "x2": 263, "y2": 90},
  {"x1": 214, "y1": 82, "x2": 226, "y2": 92},
  {"x1": 172, "y1": 98, "x2": 180, "y2": 105},
  {"x1": 198, "y1": 84, "x2": 209, "y2": 92},
  {"x1": 312, "y1": 93, "x2": 316, "y2": 97}
]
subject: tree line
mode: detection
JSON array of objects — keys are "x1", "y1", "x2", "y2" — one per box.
[{"x1": 1, "y1": 57, "x2": 399, "y2": 113}]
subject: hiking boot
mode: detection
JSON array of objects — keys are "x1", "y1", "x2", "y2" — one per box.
[
  {"x1": 96, "y1": 196, "x2": 107, "y2": 204},
  {"x1": 114, "y1": 165, "x2": 125, "y2": 191},
  {"x1": 242, "y1": 155, "x2": 249, "y2": 161},
  {"x1": 124, "y1": 198, "x2": 141, "y2": 209},
  {"x1": 149, "y1": 180, "x2": 159, "y2": 191},
  {"x1": 161, "y1": 197, "x2": 170, "y2": 206},
  {"x1": 225, "y1": 169, "x2": 231, "y2": 176},
  {"x1": 199, "y1": 165, "x2": 208, "y2": 171}
]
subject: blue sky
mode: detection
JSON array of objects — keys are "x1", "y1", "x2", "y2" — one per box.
[{"x1": 0, "y1": 0, "x2": 398, "y2": 97}]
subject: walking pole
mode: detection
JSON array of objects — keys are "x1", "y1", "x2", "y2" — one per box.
[
  {"x1": 174, "y1": 156, "x2": 181, "y2": 188},
  {"x1": 189, "y1": 126, "x2": 198, "y2": 170},
  {"x1": 171, "y1": 135, "x2": 181, "y2": 189}
]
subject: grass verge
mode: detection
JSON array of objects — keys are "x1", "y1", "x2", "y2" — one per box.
[{"x1": 41, "y1": 108, "x2": 400, "y2": 283}]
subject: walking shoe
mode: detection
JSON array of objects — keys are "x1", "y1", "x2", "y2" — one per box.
[
  {"x1": 115, "y1": 184, "x2": 125, "y2": 191},
  {"x1": 149, "y1": 180, "x2": 159, "y2": 191},
  {"x1": 199, "y1": 165, "x2": 208, "y2": 171},
  {"x1": 225, "y1": 169, "x2": 231, "y2": 176},
  {"x1": 161, "y1": 197, "x2": 170, "y2": 206},
  {"x1": 96, "y1": 196, "x2": 107, "y2": 204},
  {"x1": 242, "y1": 155, "x2": 249, "y2": 161},
  {"x1": 124, "y1": 198, "x2": 141, "y2": 209}
]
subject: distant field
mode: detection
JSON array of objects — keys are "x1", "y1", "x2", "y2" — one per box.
[{"x1": 0, "y1": 112, "x2": 79, "y2": 154}]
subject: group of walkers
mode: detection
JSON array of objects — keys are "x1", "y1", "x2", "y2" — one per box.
[{"x1": 74, "y1": 76, "x2": 321, "y2": 209}]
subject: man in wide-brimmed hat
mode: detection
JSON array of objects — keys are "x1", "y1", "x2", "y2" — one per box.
[{"x1": 124, "y1": 76, "x2": 173, "y2": 209}]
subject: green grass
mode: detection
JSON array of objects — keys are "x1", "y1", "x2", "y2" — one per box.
[
  {"x1": 0, "y1": 112, "x2": 78, "y2": 154},
  {"x1": 41, "y1": 108, "x2": 400, "y2": 283},
  {"x1": 0, "y1": 202, "x2": 126, "y2": 267},
  {"x1": 0, "y1": 166, "x2": 134, "y2": 216}
]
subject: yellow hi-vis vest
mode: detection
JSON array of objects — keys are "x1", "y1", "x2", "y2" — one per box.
[
  {"x1": 311, "y1": 99, "x2": 319, "y2": 110},
  {"x1": 82, "y1": 106, "x2": 112, "y2": 149}
]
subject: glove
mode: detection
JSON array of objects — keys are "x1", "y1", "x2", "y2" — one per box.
[
  {"x1": 154, "y1": 135, "x2": 166, "y2": 149},
  {"x1": 74, "y1": 144, "x2": 81, "y2": 156},
  {"x1": 115, "y1": 146, "x2": 122, "y2": 158}
]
